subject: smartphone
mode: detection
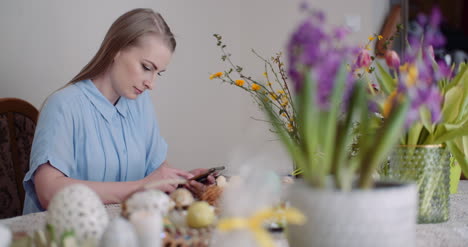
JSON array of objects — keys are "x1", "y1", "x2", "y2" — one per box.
[{"x1": 190, "y1": 166, "x2": 225, "y2": 183}]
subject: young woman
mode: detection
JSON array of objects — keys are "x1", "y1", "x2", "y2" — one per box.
[{"x1": 23, "y1": 8, "x2": 212, "y2": 214}]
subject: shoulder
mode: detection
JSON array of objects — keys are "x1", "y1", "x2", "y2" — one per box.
[
  {"x1": 44, "y1": 84, "x2": 83, "y2": 109},
  {"x1": 41, "y1": 83, "x2": 86, "y2": 119}
]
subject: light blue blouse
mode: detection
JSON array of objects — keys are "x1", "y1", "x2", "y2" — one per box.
[{"x1": 23, "y1": 79, "x2": 167, "y2": 214}]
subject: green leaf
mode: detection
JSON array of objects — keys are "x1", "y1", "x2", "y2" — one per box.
[
  {"x1": 322, "y1": 63, "x2": 348, "y2": 177},
  {"x1": 441, "y1": 85, "x2": 464, "y2": 124},
  {"x1": 261, "y1": 93, "x2": 307, "y2": 176},
  {"x1": 433, "y1": 121, "x2": 468, "y2": 144},
  {"x1": 376, "y1": 62, "x2": 397, "y2": 94},
  {"x1": 447, "y1": 141, "x2": 468, "y2": 181},
  {"x1": 407, "y1": 122, "x2": 423, "y2": 146},
  {"x1": 335, "y1": 79, "x2": 367, "y2": 189},
  {"x1": 419, "y1": 107, "x2": 434, "y2": 134},
  {"x1": 359, "y1": 98, "x2": 410, "y2": 188},
  {"x1": 296, "y1": 71, "x2": 320, "y2": 184}
]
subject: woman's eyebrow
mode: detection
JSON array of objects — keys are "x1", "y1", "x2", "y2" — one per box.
[{"x1": 144, "y1": 59, "x2": 158, "y2": 70}]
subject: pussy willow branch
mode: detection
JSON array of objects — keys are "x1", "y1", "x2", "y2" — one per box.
[
  {"x1": 216, "y1": 36, "x2": 293, "y2": 118},
  {"x1": 251, "y1": 49, "x2": 297, "y2": 118},
  {"x1": 222, "y1": 72, "x2": 286, "y2": 115}
]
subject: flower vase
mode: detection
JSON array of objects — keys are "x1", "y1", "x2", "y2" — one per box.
[
  {"x1": 285, "y1": 180, "x2": 417, "y2": 247},
  {"x1": 387, "y1": 145, "x2": 451, "y2": 223}
]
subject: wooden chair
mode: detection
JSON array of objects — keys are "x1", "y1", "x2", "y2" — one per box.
[{"x1": 0, "y1": 98, "x2": 38, "y2": 218}]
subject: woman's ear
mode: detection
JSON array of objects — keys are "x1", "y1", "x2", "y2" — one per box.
[{"x1": 113, "y1": 50, "x2": 121, "y2": 62}]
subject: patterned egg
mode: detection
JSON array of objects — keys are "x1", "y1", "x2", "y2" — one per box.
[
  {"x1": 170, "y1": 188, "x2": 194, "y2": 209},
  {"x1": 100, "y1": 217, "x2": 139, "y2": 247},
  {"x1": 46, "y1": 184, "x2": 109, "y2": 245},
  {"x1": 123, "y1": 189, "x2": 174, "y2": 217}
]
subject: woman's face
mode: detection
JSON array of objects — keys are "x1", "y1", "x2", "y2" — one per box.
[{"x1": 108, "y1": 34, "x2": 173, "y2": 100}]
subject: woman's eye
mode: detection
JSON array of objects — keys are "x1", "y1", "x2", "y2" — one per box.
[
  {"x1": 157, "y1": 72, "x2": 163, "y2": 76},
  {"x1": 142, "y1": 64, "x2": 151, "y2": 71}
]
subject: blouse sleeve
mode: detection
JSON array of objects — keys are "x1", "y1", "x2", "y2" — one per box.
[
  {"x1": 23, "y1": 92, "x2": 76, "y2": 205},
  {"x1": 142, "y1": 93, "x2": 168, "y2": 176}
]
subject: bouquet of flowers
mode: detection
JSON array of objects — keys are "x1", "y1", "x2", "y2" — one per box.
[
  {"x1": 361, "y1": 8, "x2": 468, "y2": 176},
  {"x1": 259, "y1": 7, "x2": 410, "y2": 190}
]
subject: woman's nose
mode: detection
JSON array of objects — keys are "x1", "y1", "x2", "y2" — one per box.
[{"x1": 143, "y1": 79, "x2": 153, "y2": 90}]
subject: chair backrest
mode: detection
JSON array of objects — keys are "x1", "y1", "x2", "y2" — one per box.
[{"x1": 0, "y1": 98, "x2": 38, "y2": 219}]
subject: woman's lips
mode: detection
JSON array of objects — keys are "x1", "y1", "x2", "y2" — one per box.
[{"x1": 134, "y1": 87, "x2": 143, "y2": 94}]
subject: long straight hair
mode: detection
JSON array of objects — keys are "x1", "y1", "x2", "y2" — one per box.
[{"x1": 68, "y1": 8, "x2": 176, "y2": 85}]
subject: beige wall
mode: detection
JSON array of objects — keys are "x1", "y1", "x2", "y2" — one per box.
[{"x1": 0, "y1": 0, "x2": 389, "y2": 174}]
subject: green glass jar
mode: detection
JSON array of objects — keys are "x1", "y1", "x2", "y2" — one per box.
[{"x1": 386, "y1": 145, "x2": 450, "y2": 224}]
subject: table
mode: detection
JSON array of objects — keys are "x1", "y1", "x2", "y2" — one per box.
[{"x1": 2, "y1": 182, "x2": 468, "y2": 246}]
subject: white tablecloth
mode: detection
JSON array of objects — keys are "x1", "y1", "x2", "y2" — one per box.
[{"x1": 2, "y1": 182, "x2": 468, "y2": 246}]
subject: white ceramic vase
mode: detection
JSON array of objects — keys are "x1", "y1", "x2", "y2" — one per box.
[{"x1": 286, "y1": 180, "x2": 417, "y2": 247}]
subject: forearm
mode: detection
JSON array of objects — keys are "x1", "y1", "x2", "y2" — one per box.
[{"x1": 34, "y1": 163, "x2": 142, "y2": 209}]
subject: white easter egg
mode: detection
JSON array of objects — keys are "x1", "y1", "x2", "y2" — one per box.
[
  {"x1": 0, "y1": 224, "x2": 12, "y2": 247},
  {"x1": 124, "y1": 190, "x2": 173, "y2": 216},
  {"x1": 100, "y1": 217, "x2": 139, "y2": 247},
  {"x1": 46, "y1": 184, "x2": 109, "y2": 244},
  {"x1": 129, "y1": 211, "x2": 163, "y2": 247}
]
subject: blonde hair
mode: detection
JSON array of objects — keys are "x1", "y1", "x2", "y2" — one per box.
[{"x1": 69, "y1": 8, "x2": 176, "y2": 85}]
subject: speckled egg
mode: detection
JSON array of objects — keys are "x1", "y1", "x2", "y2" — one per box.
[
  {"x1": 46, "y1": 184, "x2": 109, "y2": 245},
  {"x1": 170, "y1": 188, "x2": 194, "y2": 209}
]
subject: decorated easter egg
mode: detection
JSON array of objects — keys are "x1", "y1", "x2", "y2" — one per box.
[
  {"x1": 170, "y1": 188, "x2": 194, "y2": 209},
  {"x1": 46, "y1": 184, "x2": 109, "y2": 244}
]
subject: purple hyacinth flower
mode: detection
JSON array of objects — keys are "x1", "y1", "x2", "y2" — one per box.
[
  {"x1": 436, "y1": 61, "x2": 453, "y2": 80},
  {"x1": 429, "y1": 7, "x2": 442, "y2": 28},
  {"x1": 416, "y1": 13, "x2": 428, "y2": 26}
]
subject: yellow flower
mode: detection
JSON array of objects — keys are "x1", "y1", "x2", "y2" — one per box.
[
  {"x1": 368, "y1": 35, "x2": 375, "y2": 41},
  {"x1": 281, "y1": 96, "x2": 289, "y2": 107},
  {"x1": 277, "y1": 90, "x2": 284, "y2": 94},
  {"x1": 251, "y1": 83, "x2": 261, "y2": 91},
  {"x1": 270, "y1": 93, "x2": 278, "y2": 100},
  {"x1": 267, "y1": 81, "x2": 272, "y2": 86},
  {"x1": 365, "y1": 45, "x2": 371, "y2": 51},
  {"x1": 235, "y1": 79, "x2": 245, "y2": 86},
  {"x1": 399, "y1": 63, "x2": 408, "y2": 72},
  {"x1": 263, "y1": 72, "x2": 268, "y2": 77},
  {"x1": 287, "y1": 123, "x2": 294, "y2": 132},
  {"x1": 406, "y1": 65, "x2": 419, "y2": 86},
  {"x1": 281, "y1": 112, "x2": 287, "y2": 117},
  {"x1": 383, "y1": 90, "x2": 401, "y2": 118},
  {"x1": 209, "y1": 72, "x2": 223, "y2": 80},
  {"x1": 378, "y1": 35, "x2": 383, "y2": 40}
]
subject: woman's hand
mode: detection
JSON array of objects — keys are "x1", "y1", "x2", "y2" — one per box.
[
  {"x1": 185, "y1": 168, "x2": 217, "y2": 198},
  {"x1": 142, "y1": 161, "x2": 193, "y2": 193}
]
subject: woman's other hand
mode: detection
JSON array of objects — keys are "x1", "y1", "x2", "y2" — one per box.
[{"x1": 142, "y1": 161, "x2": 193, "y2": 193}]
